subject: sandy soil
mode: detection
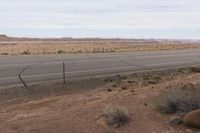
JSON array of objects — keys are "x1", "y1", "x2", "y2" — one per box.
[
  {"x1": 0, "y1": 68, "x2": 200, "y2": 133},
  {"x1": 1, "y1": 35, "x2": 200, "y2": 55}
]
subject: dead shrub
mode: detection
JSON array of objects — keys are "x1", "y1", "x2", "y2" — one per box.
[
  {"x1": 157, "y1": 84, "x2": 200, "y2": 114},
  {"x1": 127, "y1": 80, "x2": 135, "y2": 84},
  {"x1": 1, "y1": 52, "x2": 8, "y2": 55},
  {"x1": 191, "y1": 67, "x2": 200, "y2": 73},
  {"x1": 57, "y1": 50, "x2": 65, "y2": 54},
  {"x1": 121, "y1": 86, "x2": 128, "y2": 90},
  {"x1": 107, "y1": 88, "x2": 112, "y2": 92},
  {"x1": 104, "y1": 105, "x2": 129, "y2": 128},
  {"x1": 112, "y1": 84, "x2": 117, "y2": 88},
  {"x1": 22, "y1": 50, "x2": 31, "y2": 55}
]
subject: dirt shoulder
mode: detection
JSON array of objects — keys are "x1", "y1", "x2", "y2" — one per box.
[{"x1": 0, "y1": 67, "x2": 200, "y2": 133}]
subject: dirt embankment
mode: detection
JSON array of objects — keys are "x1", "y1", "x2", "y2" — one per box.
[{"x1": 0, "y1": 67, "x2": 200, "y2": 133}]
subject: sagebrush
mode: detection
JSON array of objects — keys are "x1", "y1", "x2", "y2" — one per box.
[
  {"x1": 157, "y1": 83, "x2": 200, "y2": 114},
  {"x1": 104, "y1": 105, "x2": 129, "y2": 128}
]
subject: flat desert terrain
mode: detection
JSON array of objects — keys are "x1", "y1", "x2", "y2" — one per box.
[
  {"x1": 1, "y1": 35, "x2": 200, "y2": 55},
  {"x1": 0, "y1": 67, "x2": 200, "y2": 133}
]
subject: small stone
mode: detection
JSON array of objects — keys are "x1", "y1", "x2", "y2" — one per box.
[
  {"x1": 121, "y1": 86, "x2": 127, "y2": 90},
  {"x1": 0, "y1": 110, "x2": 6, "y2": 113},
  {"x1": 107, "y1": 89, "x2": 112, "y2": 92},
  {"x1": 127, "y1": 80, "x2": 134, "y2": 83},
  {"x1": 185, "y1": 129, "x2": 193, "y2": 133},
  {"x1": 147, "y1": 80, "x2": 159, "y2": 84}
]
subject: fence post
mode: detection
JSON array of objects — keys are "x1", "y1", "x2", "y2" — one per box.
[
  {"x1": 19, "y1": 72, "x2": 28, "y2": 88},
  {"x1": 63, "y1": 61, "x2": 66, "y2": 85}
]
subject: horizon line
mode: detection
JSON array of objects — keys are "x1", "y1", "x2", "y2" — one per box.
[{"x1": 1, "y1": 34, "x2": 200, "y2": 41}]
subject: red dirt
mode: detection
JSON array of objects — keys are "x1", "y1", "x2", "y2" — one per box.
[{"x1": 0, "y1": 69, "x2": 200, "y2": 133}]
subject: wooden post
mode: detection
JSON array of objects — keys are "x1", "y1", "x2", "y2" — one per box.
[
  {"x1": 19, "y1": 73, "x2": 28, "y2": 88},
  {"x1": 63, "y1": 61, "x2": 66, "y2": 85}
]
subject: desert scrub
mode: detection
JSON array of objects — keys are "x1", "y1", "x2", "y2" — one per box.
[
  {"x1": 156, "y1": 83, "x2": 200, "y2": 114},
  {"x1": 191, "y1": 67, "x2": 200, "y2": 73},
  {"x1": 1, "y1": 52, "x2": 8, "y2": 55},
  {"x1": 57, "y1": 50, "x2": 65, "y2": 54},
  {"x1": 104, "y1": 105, "x2": 129, "y2": 128},
  {"x1": 22, "y1": 50, "x2": 31, "y2": 55}
]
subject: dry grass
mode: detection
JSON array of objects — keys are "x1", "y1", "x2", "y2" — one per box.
[
  {"x1": 104, "y1": 105, "x2": 129, "y2": 128},
  {"x1": 1, "y1": 40, "x2": 200, "y2": 55},
  {"x1": 156, "y1": 83, "x2": 200, "y2": 114}
]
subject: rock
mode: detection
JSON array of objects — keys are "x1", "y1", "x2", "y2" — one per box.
[
  {"x1": 127, "y1": 80, "x2": 135, "y2": 83},
  {"x1": 107, "y1": 89, "x2": 112, "y2": 92},
  {"x1": 167, "y1": 115, "x2": 183, "y2": 125},
  {"x1": 121, "y1": 86, "x2": 127, "y2": 90},
  {"x1": 147, "y1": 80, "x2": 159, "y2": 85},
  {"x1": 191, "y1": 67, "x2": 200, "y2": 73},
  {"x1": 183, "y1": 109, "x2": 200, "y2": 128},
  {"x1": 185, "y1": 129, "x2": 193, "y2": 133},
  {"x1": 0, "y1": 110, "x2": 6, "y2": 113}
]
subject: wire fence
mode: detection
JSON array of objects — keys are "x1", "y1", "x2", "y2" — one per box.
[
  {"x1": 1, "y1": 52, "x2": 200, "y2": 88},
  {"x1": 18, "y1": 61, "x2": 67, "y2": 88}
]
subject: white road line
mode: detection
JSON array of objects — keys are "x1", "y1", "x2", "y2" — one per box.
[
  {"x1": 0, "y1": 66, "x2": 137, "y2": 80},
  {"x1": 0, "y1": 66, "x2": 138, "y2": 80},
  {"x1": 0, "y1": 52, "x2": 199, "y2": 68},
  {"x1": 145, "y1": 60, "x2": 200, "y2": 67},
  {"x1": 135, "y1": 53, "x2": 200, "y2": 59},
  {"x1": 0, "y1": 61, "x2": 62, "y2": 68},
  {"x1": 0, "y1": 77, "x2": 19, "y2": 80}
]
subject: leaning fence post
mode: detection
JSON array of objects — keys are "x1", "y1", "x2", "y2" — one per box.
[
  {"x1": 19, "y1": 72, "x2": 28, "y2": 88},
  {"x1": 63, "y1": 61, "x2": 66, "y2": 85}
]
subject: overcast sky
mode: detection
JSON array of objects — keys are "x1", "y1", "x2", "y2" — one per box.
[{"x1": 0, "y1": 0, "x2": 200, "y2": 39}]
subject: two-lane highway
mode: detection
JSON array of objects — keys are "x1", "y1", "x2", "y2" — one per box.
[{"x1": 0, "y1": 49, "x2": 200, "y2": 87}]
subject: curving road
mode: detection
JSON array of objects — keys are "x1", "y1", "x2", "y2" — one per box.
[{"x1": 0, "y1": 49, "x2": 200, "y2": 87}]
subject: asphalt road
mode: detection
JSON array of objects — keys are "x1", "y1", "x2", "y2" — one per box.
[{"x1": 0, "y1": 49, "x2": 200, "y2": 87}]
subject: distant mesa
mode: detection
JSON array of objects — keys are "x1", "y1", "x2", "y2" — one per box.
[
  {"x1": 0, "y1": 34, "x2": 199, "y2": 43},
  {"x1": 0, "y1": 34, "x2": 10, "y2": 41},
  {"x1": 0, "y1": 34, "x2": 14, "y2": 41},
  {"x1": 0, "y1": 34, "x2": 8, "y2": 38}
]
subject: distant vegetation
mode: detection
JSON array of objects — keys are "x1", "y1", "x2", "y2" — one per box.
[{"x1": 1, "y1": 35, "x2": 200, "y2": 56}]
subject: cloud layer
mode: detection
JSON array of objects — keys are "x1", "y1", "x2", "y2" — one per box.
[{"x1": 0, "y1": 0, "x2": 200, "y2": 38}]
